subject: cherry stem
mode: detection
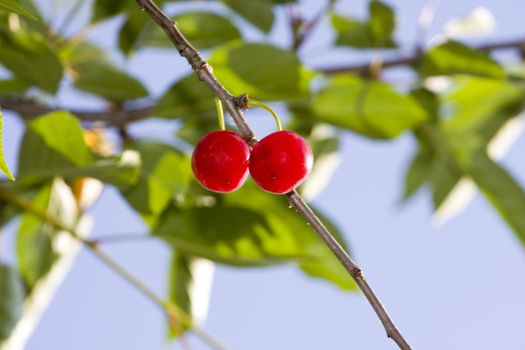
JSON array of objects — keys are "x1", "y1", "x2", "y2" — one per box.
[
  {"x1": 247, "y1": 100, "x2": 283, "y2": 132},
  {"x1": 215, "y1": 98, "x2": 225, "y2": 130}
]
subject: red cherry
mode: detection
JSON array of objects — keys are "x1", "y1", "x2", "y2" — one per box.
[
  {"x1": 249, "y1": 130, "x2": 313, "y2": 194},
  {"x1": 192, "y1": 130, "x2": 250, "y2": 193}
]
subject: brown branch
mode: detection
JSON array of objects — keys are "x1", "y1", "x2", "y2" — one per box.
[
  {"x1": 0, "y1": 97, "x2": 153, "y2": 126},
  {"x1": 136, "y1": 1, "x2": 412, "y2": 349},
  {"x1": 316, "y1": 36, "x2": 525, "y2": 75}
]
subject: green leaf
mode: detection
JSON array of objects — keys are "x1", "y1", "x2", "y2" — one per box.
[
  {"x1": 0, "y1": 264, "x2": 25, "y2": 342},
  {"x1": 73, "y1": 61, "x2": 148, "y2": 102},
  {"x1": 209, "y1": 42, "x2": 310, "y2": 100},
  {"x1": 154, "y1": 204, "x2": 303, "y2": 266},
  {"x1": 225, "y1": 182, "x2": 356, "y2": 290},
  {"x1": 443, "y1": 77, "x2": 525, "y2": 134},
  {"x1": 418, "y1": 41, "x2": 504, "y2": 78},
  {"x1": 0, "y1": 78, "x2": 30, "y2": 96},
  {"x1": 332, "y1": 1, "x2": 397, "y2": 49},
  {"x1": 118, "y1": 11, "x2": 153, "y2": 56},
  {"x1": 168, "y1": 252, "x2": 193, "y2": 336},
  {"x1": 312, "y1": 75, "x2": 427, "y2": 138},
  {"x1": 16, "y1": 180, "x2": 78, "y2": 290},
  {"x1": 454, "y1": 149, "x2": 525, "y2": 244},
  {"x1": 64, "y1": 151, "x2": 141, "y2": 190},
  {"x1": 402, "y1": 144, "x2": 433, "y2": 201},
  {"x1": 0, "y1": 0, "x2": 35, "y2": 19},
  {"x1": 18, "y1": 151, "x2": 141, "y2": 190},
  {"x1": 18, "y1": 111, "x2": 93, "y2": 178},
  {"x1": 16, "y1": 183, "x2": 58, "y2": 288},
  {"x1": 332, "y1": 15, "x2": 373, "y2": 48},
  {"x1": 221, "y1": 0, "x2": 274, "y2": 32},
  {"x1": 122, "y1": 143, "x2": 191, "y2": 215},
  {"x1": 91, "y1": 0, "x2": 128, "y2": 22},
  {"x1": 0, "y1": 30, "x2": 63, "y2": 93},
  {"x1": 168, "y1": 252, "x2": 213, "y2": 337},
  {"x1": 0, "y1": 109, "x2": 14, "y2": 180},
  {"x1": 368, "y1": 0, "x2": 396, "y2": 47},
  {"x1": 155, "y1": 74, "x2": 215, "y2": 118},
  {"x1": 148, "y1": 12, "x2": 241, "y2": 50},
  {"x1": 155, "y1": 181, "x2": 355, "y2": 290}
]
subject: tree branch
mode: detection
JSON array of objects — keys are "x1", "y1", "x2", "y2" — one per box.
[
  {"x1": 0, "y1": 187, "x2": 228, "y2": 350},
  {"x1": 316, "y1": 36, "x2": 525, "y2": 75},
  {"x1": 0, "y1": 97, "x2": 153, "y2": 126},
  {"x1": 135, "y1": 1, "x2": 412, "y2": 349}
]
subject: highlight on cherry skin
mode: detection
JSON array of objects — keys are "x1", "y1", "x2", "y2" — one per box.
[
  {"x1": 191, "y1": 130, "x2": 251, "y2": 193},
  {"x1": 249, "y1": 130, "x2": 314, "y2": 194}
]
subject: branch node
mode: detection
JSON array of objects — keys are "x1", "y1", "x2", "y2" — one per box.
[{"x1": 233, "y1": 94, "x2": 249, "y2": 109}]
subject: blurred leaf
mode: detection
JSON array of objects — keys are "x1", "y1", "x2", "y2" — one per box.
[
  {"x1": 368, "y1": 0, "x2": 396, "y2": 47},
  {"x1": 19, "y1": 151, "x2": 141, "y2": 190},
  {"x1": 155, "y1": 74, "x2": 215, "y2": 118},
  {"x1": 452, "y1": 146, "x2": 525, "y2": 244},
  {"x1": 168, "y1": 253, "x2": 214, "y2": 337},
  {"x1": 123, "y1": 143, "x2": 191, "y2": 215},
  {"x1": 91, "y1": 0, "x2": 128, "y2": 22},
  {"x1": 16, "y1": 180, "x2": 78, "y2": 291},
  {"x1": 443, "y1": 77, "x2": 524, "y2": 134},
  {"x1": 0, "y1": 264, "x2": 25, "y2": 342},
  {"x1": 18, "y1": 112, "x2": 93, "y2": 178},
  {"x1": 0, "y1": 78, "x2": 30, "y2": 96},
  {"x1": 408, "y1": 78, "x2": 525, "y2": 209},
  {"x1": 402, "y1": 144, "x2": 433, "y2": 201},
  {"x1": 73, "y1": 61, "x2": 148, "y2": 102},
  {"x1": 210, "y1": 42, "x2": 310, "y2": 100},
  {"x1": 176, "y1": 118, "x2": 218, "y2": 146},
  {"x1": 16, "y1": 182, "x2": 58, "y2": 288},
  {"x1": 332, "y1": 1, "x2": 396, "y2": 49},
  {"x1": 118, "y1": 10, "x2": 152, "y2": 56},
  {"x1": 168, "y1": 252, "x2": 192, "y2": 336},
  {"x1": 65, "y1": 151, "x2": 141, "y2": 190},
  {"x1": 332, "y1": 15, "x2": 372, "y2": 48},
  {"x1": 221, "y1": 0, "x2": 274, "y2": 32},
  {"x1": 410, "y1": 88, "x2": 439, "y2": 122},
  {"x1": 300, "y1": 125, "x2": 341, "y2": 201},
  {"x1": 148, "y1": 12, "x2": 241, "y2": 50},
  {"x1": 0, "y1": 0, "x2": 35, "y2": 19},
  {"x1": 0, "y1": 110, "x2": 14, "y2": 180},
  {"x1": 418, "y1": 41, "x2": 504, "y2": 78},
  {"x1": 0, "y1": 30, "x2": 62, "y2": 93},
  {"x1": 312, "y1": 75, "x2": 427, "y2": 138}
]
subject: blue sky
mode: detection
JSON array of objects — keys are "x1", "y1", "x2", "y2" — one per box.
[{"x1": 2, "y1": 0, "x2": 525, "y2": 349}]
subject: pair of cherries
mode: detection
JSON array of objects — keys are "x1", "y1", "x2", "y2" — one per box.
[{"x1": 192, "y1": 129, "x2": 313, "y2": 194}]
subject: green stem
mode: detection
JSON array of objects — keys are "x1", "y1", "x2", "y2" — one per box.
[
  {"x1": 215, "y1": 98, "x2": 225, "y2": 130},
  {"x1": 0, "y1": 187, "x2": 228, "y2": 350},
  {"x1": 247, "y1": 100, "x2": 283, "y2": 132}
]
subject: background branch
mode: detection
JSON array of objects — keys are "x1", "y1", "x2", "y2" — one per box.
[
  {"x1": 136, "y1": 0, "x2": 412, "y2": 349},
  {"x1": 0, "y1": 187, "x2": 227, "y2": 350},
  {"x1": 317, "y1": 36, "x2": 525, "y2": 75}
]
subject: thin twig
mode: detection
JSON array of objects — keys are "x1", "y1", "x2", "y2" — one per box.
[
  {"x1": 0, "y1": 97, "x2": 153, "y2": 126},
  {"x1": 292, "y1": 0, "x2": 337, "y2": 51},
  {"x1": 56, "y1": 0, "x2": 85, "y2": 36},
  {"x1": 316, "y1": 36, "x2": 525, "y2": 75},
  {"x1": 135, "y1": 1, "x2": 412, "y2": 349},
  {"x1": 0, "y1": 187, "x2": 228, "y2": 350}
]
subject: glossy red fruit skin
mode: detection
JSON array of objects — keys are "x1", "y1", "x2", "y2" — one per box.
[
  {"x1": 249, "y1": 130, "x2": 313, "y2": 194},
  {"x1": 192, "y1": 130, "x2": 250, "y2": 193}
]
